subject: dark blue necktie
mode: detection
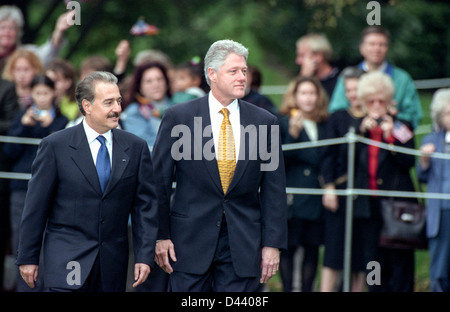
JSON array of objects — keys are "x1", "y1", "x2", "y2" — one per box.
[{"x1": 96, "y1": 135, "x2": 111, "y2": 193}]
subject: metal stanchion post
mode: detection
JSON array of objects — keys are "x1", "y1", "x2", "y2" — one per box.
[{"x1": 343, "y1": 127, "x2": 356, "y2": 292}]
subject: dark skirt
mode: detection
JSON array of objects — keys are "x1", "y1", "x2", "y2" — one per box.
[
  {"x1": 287, "y1": 217, "x2": 324, "y2": 248},
  {"x1": 322, "y1": 196, "x2": 380, "y2": 271}
]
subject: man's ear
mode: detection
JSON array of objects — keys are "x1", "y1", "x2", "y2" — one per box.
[
  {"x1": 82, "y1": 99, "x2": 91, "y2": 115},
  {"x1": 207, "y1": 67, "x2": 216, "y2": 84}
]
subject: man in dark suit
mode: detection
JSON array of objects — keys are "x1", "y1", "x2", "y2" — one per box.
[
  {"x1": 153, "y1": 39, "x2": 287, "y2": 292},
  {"x1": 0, "y1": 78, "x2": 19, "y2": 291},
  {"x1": 16, "y1": 71, "x2": 158, "y2": 292}
]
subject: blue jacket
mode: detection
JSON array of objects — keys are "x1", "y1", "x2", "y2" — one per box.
[
  {"x1": 120, "y1": 102, "x2": 161, "y2": 151},
  {"x1": 417, "y1": 130, "x2": 449, "y2": 238}
]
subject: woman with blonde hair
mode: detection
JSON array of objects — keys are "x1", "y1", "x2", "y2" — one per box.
[
  {"x1": 279, "y1": 76, "x2": 328, "y2": 138},
  {"x1": 2, "y1": 48, "x2": 43, "y2": 108},
  {"x1": 356, "y1": 71, "x2": 417, "y2": 292},
  {"x1": 278, "y1": 75, "x2": 329, "y2": 292}
]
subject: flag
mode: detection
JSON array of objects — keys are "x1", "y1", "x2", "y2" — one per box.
[
  {"x1": 130, "y1": 17, "x2": 159, "y2": 36},
  {"x1": 392, "y1": 120, "x2": 414, "y2": 144}
]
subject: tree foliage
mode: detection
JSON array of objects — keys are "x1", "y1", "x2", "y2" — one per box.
[{"x1": 25, "y1": 0, "x2": 449, "y2": 84}]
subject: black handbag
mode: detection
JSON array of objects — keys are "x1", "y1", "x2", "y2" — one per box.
[{"x1": 379, "y1": 198, "x2": 427, "y2": 250}]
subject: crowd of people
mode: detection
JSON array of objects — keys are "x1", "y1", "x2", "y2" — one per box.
[{"x1": 0, "y1": 4, "x2": 449, "y2": 293}]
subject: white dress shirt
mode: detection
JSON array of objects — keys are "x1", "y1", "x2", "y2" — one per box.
[
  {"x1": 208, "y1": 92, "x2": 240, "y2": 162},
  {"x1": 83, "y1": 118, "x2": 113, "y2": 166}
]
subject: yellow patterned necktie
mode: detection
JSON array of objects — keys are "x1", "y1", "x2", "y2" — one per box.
[{"x1": 217, "y1": 108, "x2": 236, "y2": 194}]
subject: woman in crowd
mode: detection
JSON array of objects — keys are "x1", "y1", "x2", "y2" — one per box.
[
  {"x1": 45, "y1": 58, "x2": 78, "y2": 122},
  {"x1": 319, "y1": 66, "x2": 367, "y2": 292},
  {"x1": 2, "y1": 48, "x2": 43, "y2": 108},
  {"x1": 355, "y1": 71, "x2": 417, "y2": 292},
  {"x1": 417, "y1": 88, "x2": 450, "y2": 292},
  {"x1": 278, "y1": 75, "x2": 329, "y2": 292},
  {"x1": 3, "y1": 74, "x2": 67, "y2": 291},
  {"x1": 120, "y1": 61, "x2": 172, "y2": 150},
  {"x1": 0, "y1": 5, "x2": 73, "y2": 74}
]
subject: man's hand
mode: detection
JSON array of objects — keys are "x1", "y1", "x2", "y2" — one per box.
[
  {"x1": 260, "y1": 247, "x2": 280, "y2": 284},
  {"x1": 132, "y1": 263, "x2": 151, "y2": 288},
  {"x1": 19, "y1": 264, "x2": 39, "y2": 288},
  {"x1": 155, "y1": 239, "x2": 177, "y2": 274}
]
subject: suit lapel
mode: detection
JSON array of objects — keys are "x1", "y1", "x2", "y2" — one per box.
[
  {"x1": 103, "y1": 129, "x2": 130, "y2": 196},
  {"x1": 197, "y1": 98, "x2": 223, "y2": 194},
  {"x1": 69, "y1": 124, "x2": 130, "y2": 197},
  {"x1": 69, "y1": 123, "x2": 103, "y2": 195},
  {"x1": 226, "y1": 100, "x2": 254, "y2": 194}
]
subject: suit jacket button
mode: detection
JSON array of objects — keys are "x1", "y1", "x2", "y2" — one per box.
[
  {"x1": 216, "y1": 221, "x2": 221, "y2": 227},
  {"x1": 304, "y1": 169, "x2": 311, "y2": 176}
]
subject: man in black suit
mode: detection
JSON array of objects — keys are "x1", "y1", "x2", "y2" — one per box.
[
  {"x1": 16, "y1": 71, "x2": 158, "y2": 292},
  {"x1": 153, "y1": 39, "x2": 287, "y2": 291},
  {"x1": 0, "y1": 78, "x2": 19, "y2": 291}
]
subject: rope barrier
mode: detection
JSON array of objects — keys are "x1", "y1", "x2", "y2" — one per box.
[
  {"x1": 0, "y1": 135, "x2": 42, "y2": 145},
  {"x1": 356, "y1": 135, "x2": 450, "y2": 160},
  {"x1": 0, "y1": 171, "x2": 31, "y2": 180},
  {"x1": 2, "y1": 130, "x2": 450, "y2": 201},
  {"x1": 287, "y1": 187, "x2": 450, "y2": 200},
  {"x1": 259, "y1": 78, "x2": 450, "y2": 95}
]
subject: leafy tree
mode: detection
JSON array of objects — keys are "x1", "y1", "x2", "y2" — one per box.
[{"x1": 25, "y1": 0, "x2": 449, "y2": 85}]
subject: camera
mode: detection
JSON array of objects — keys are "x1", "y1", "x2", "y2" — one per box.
[{"x1": 33, "y1": 108, "x2": 49, "y2": 118}]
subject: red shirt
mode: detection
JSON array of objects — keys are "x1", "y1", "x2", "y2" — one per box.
[{"x1": 368, "y1": 127, "x2": 395, "y2": 190}]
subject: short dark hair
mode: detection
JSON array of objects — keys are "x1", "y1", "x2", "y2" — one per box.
[
  {"x1": 360, "y1": 26, "x2": 391, "y2": 45},
  {"x1": 31, "y1": 74, "x2": 54, "y2": 90},
  {"x1": 124, "y1": 61, "x2": 171, "y2": 110},
  {"x1": 75, "y1": 71, "x2": 118, "y2": 116},
  {"x1": 341, "y1": 66, "x2": 365, "y2": 81}
]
